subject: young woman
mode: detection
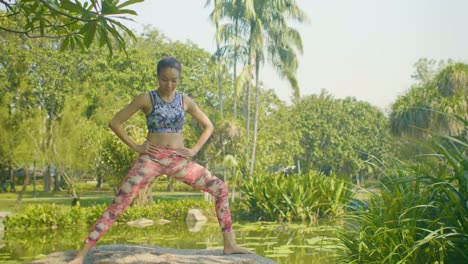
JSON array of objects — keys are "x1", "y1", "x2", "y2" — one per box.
[{"x1": 70, "y1": 56, "x2": 251, "y2": 264}]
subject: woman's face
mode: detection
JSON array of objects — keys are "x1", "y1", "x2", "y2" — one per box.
[{"x1": 158, "y1": 67, "x2": 180, "y2": 93}]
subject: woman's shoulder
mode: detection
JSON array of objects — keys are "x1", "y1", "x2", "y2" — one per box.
[
  {"x1": 135, "y1": 91, "x2": 153, "y2": 100},
  {"x1": 132, "y1": 92, "x2": 153, "y2": 107},
  {"x1": 181, "y1": 94, "x2": 195, "y2": 104}
]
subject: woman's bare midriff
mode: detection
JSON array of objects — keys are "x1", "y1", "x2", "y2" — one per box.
[{"x1": 146, "y1": 132, "x2": 185, "y2": 149}]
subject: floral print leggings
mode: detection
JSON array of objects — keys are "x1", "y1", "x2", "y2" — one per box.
[{"x1": 85, "y1": 145, "x2": 232, "y2": 247}]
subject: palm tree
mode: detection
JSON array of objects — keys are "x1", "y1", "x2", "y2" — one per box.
[
  {"x1": 206, "y1": 0, "x2": 307, "y2": 173},
  {"x1": 248, "y1": 0, "x2": 307, "y2": 173},
  {"x1": 389, "y1": 62, "x2": 468, "y2": 138},
  {"x1": 206, "y1": 0, "x2": 255, "y2": 118},
  {"x1": 206, "y1": 0, "x2": 224, "y2": 116},
  {"x1": 206, "y1": 0, "x2": 255, "y2": 175}
]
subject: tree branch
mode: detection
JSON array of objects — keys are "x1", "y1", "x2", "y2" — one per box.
[
  {"x1": 0, "y1": 24, "x2": 28, "y2": 34},
  {"x1": 0, "y1": 25, "x2": 76, "y2": 38},
  {"x1": 39, "y1": 0, "x2": 97, "y2": 23},
  {"x1": 0, "y1": 0, "x2": 18, "y2": 15},
  {"x1": 0, "y1": 0, "x2": 15, "y2": 7},
  {"x1": 0, "y1": 9, "x2": 21, "y2": 18},
  {"x1": 26, "y1": 31, "x2": 76, "y2": 39}
]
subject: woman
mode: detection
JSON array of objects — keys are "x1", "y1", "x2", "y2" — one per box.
[{"x1": 70, "y1": 56, "x2": 251, "y2": 264}]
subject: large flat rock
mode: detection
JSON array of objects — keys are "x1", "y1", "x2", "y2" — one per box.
[{"x1": 29, "y1": 244, "x2": 278, "y2": 264}]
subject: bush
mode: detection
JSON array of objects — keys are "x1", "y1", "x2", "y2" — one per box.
[
  {"x1": 240, "y1": 171, "x2": 354, "y2": 222},
  {"x1": 151, "y1": 179, "x2": 198, "y2": 192},
  {"x1": 5, "y1": 199, "x2": 215, "y2": 229},
  {"x1": 336, "y1": 127, "x2": 468, "y2": 263}
]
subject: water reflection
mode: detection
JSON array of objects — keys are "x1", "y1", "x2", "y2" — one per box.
[{"x1": 0, "y1": 220, "x2": 341, "y2": 264}]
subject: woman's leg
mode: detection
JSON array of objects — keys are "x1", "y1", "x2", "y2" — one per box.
[
  {"x1": 69, "y1": 155, "x2": 163, "y2": 264},
  {"x1": 167, "y1": 157, "x2": 252, "y2": 254}
]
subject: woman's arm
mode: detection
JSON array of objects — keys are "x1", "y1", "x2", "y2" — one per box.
[
  {"x1": 180, "y1": 95, "x2": 214, "y2": 156},
  {"x1": 108, "y1": 93, "x2": 152, "y2": 154}
]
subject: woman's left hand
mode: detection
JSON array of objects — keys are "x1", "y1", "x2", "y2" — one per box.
[{"x1": 176, "y1": 147, "x2": 197, "y2": 158}]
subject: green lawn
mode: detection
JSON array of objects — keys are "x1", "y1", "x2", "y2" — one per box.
[{"x1": 0, "y1": 185, "x2": 203, "y2": 211}]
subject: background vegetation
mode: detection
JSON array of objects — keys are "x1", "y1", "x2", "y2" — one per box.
[{"x1": 1, "y1": 1, "x2": 467, "y2": 263}]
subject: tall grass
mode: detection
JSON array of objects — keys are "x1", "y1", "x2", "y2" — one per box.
[
  {"x1": 337, "y1": 117, "x2": 468, "y2": 263},
  {"x1": 240, "y1": 171, "x2": 354, "y2": 222}
]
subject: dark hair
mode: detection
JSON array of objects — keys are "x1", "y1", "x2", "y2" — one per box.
[{"x1": 157, "y1": 56, "x2": 182, "y2": 76}]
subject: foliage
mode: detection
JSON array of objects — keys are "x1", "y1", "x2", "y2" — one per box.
[
  {"x1": 390, "y1": 61, "x2": 468, "y2": 138},
  {"x1": 289, "y1": 91, "x2": 392, "y2": 183},
  {"x1": 253, "y1": 90, "x2": 302, "y2": 172},
  {"x1": 336, "y1": 116, "x2": 468, "y2": 263},
  {"x1": 0, "y1": 26, "x2": 223, "y2": 196},
  {"x1": 52, "y1": 95, "x2": 104, "y2": 195},
  {"x1": 0, "y1": 0, "x2": 143, "y2": 56},
  {"x1": 205, "y1": 0, "x2": 309, "y2": 174},
  {"x1": 240, "y1": 171, "x2": 354, "y2": 222},
  {"x1": 5, "y1": 199, "x2": 215, "y2": 229}
]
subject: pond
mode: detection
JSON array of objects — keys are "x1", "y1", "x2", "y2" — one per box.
[{"x1": 0, "y1": 218, "x2": 342, "y2": 264}]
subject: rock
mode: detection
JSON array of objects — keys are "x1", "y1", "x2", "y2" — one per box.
[
  {"x1": 0, "y1": 211, "x2": 12, "y2": 219},
  {"x1": 0, "y1": 211, "x2": 12, "y2": 237},
  {"x1": 187, "y1": 218, "x2": 207, "y2": 232},
  {"x1": 126, "y1": 218, "x2": 154, "y2": 228},
  {"x1": 157, "y1": 219, "x2": 171, "y2": 225},
  {"x1": 29, "y1": 244, "x2": 278, "y2": 264},
  {"x1": 186, "y1": 209, "x2": 208, "y2": 222},
  {"x1": 0, "y1": 211, "x2": 12, "y2": 231}
]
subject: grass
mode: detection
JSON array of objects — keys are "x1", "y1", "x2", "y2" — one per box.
[
  {"x1": 335, "y1": 117, "x2": 468, "y2": 263},
  {"x1": 0, "y1": 184, "x2": 203, "y2": 211}
]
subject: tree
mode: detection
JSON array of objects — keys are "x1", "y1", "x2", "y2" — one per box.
[
  {"x1": 247, "y1": 0, "x2": 307, "y2": 174},
  {"x1": 290, "y1": 91, "x2": 392, "y2": 183},
  {"x1": 411, "y1": 58, "x2": 452, "y2": 84},
  {"x1": 206, "y1": 0, "x2": 254, "y2": 119},
  {"x1": 206, "y1": 0, "x2": 308, "y2": 174},
  {"x1": 0, "y1": 0, "x2": 143, "y2": 56},
  {"x1": 390, "y1": 61, "x2": 468, "y2": 138},
  {"x1": 0, "y1": 24, "x2": 39, "y2": 192}
]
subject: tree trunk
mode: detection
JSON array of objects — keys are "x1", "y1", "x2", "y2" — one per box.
[
  {"x1": 233, "y1": 16, "x2": 239, "y2": 119},
  {"x1": 233, "y1": 62, "x2": 238, "y2": 119},
  {"x1": 166, "y1": 177, "x2": 174, "y2": 192},
  {"x1": 15, "y1": 168, "x2": 32, "y2": 210},
  {"x1": 9, "y1": 163, "x2": 16, "y2": 192},
  {"x1": 44, "y1": 168, "x2": 51, "y2": 192},
  {"x1": 96, "y1": 172, "x2": 103, "y2": 191},
  {"x1": 216, "y1": 26, "x2": 223, "y2": 117},
  {"x1": 249, "y1": 62, "x2": 260, "y2": 174},
  {"x1": 133, "y1": 180, "x2": 156, "y2": 206}
]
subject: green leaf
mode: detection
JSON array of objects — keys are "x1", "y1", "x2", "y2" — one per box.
[
  {"x1": 101, "y1": 0, "x2": 120, "y2": 15},
  {"x1": 83, "y1": 21, "x2": 98, "y2": 48},
  {"x1": 60, "y1": 36, "x2": 70, "y2": 51},
  {"x1": 107, "y1": 18, "x2": 137, "y2": 41},
  {"x1": 117, "y1": 0, "x2": 145, "y2": 9},
  {"x1": 60, "y1": 0, "x2": 84, "y2": 14},
  {"x1": 115, "y1": 9, "x2": 138, "y2": 16}
]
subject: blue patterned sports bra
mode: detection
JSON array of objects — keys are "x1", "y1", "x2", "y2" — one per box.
[{"x1": 146, "y1": 90, "x2": 186, "y2": 133}]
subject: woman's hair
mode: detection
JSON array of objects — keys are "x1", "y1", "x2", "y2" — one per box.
[{"x1": 157, "y1": 56, "x2": 182, "y2": 76}]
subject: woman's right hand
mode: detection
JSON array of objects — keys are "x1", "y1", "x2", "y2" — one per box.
[{"x1": 135, "y1": 142, "x2": 158, "y2": 154}]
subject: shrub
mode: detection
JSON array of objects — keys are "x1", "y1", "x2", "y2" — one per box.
[
  {"x1": 336, "y1": 121, "x2": 468, "y2": 263},
  {"x1": 5, "y1": 199, "x2": 214, "y2": 229},
  {"x1": 240, "y1": 171, "x2": 354, "y2": 222}
]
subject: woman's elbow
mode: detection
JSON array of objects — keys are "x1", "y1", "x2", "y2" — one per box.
[
  {"x1": 207, "y1": 123, "x2": 214, "y2": 133},
  {"x1": 108, "y1": 119, "x2": 120, "y2": 131}
]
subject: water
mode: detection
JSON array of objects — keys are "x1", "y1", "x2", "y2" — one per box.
[{"x1": 0, "y1": 219, "x2": 341, "y2": 263}]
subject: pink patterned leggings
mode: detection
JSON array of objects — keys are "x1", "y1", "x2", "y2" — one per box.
[{"x1": 85, "y1": 145, "x2": 232, "y2": 247}]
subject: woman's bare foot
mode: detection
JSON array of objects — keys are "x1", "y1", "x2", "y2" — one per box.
[
  {"x1": 68, "y1": 253, "x2": 85, "y2": 264},
  {"x1": 222, "y1": 231, "x2": 254, "y2": 254},
  {"x1": 69, "y1": 244, "x2": 91, "y2": 264}
]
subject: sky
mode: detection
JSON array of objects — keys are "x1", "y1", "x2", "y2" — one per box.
[{"x1": 122, "y1": 0, "x2": 468, "y2": 111}]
